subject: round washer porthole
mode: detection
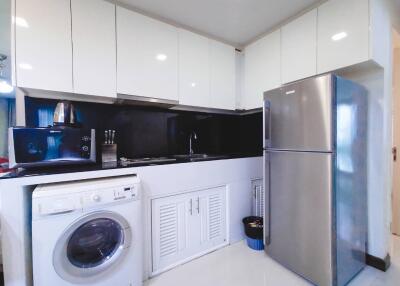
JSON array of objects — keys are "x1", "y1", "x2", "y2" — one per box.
[{"x1": 53, "y1": 211, "x2": 132, "y2": 283}]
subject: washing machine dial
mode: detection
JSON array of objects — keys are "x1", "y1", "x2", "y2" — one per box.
[{"x1": 91, "y1": 194, "x2": 101, "y2": 202}]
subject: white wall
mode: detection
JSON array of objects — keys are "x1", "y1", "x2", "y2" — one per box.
[{"x1": 235, "y1": 50, "x2": 245, "y2": 109}]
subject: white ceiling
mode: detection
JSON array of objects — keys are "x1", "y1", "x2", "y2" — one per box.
[{"x1": 117, "y1": 0, "x2": 322, "y2": 47}]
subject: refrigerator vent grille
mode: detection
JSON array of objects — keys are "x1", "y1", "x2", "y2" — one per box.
[{"x1": 252, "y1": 179, "x2": 264, "y2": 217}]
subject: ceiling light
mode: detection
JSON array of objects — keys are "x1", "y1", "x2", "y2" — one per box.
[
  {"x1": 156, "y1": 54, "x2": 167, "y2": 61},
  {"x1": 13, "y1": 16, "x2": 29, "y2": 28},
  {"x1": 0, "y1": 54, "x2": 14, "y2": 94},
  {"x1": 331, "y1": 32, "x2": 348, "y2": 41},
  {"x1": 19, "y1": 63, "x2": 33, "y2": 70},
  {"x1": 191, "y1": 82, "x2": 196, "y2": 87}
]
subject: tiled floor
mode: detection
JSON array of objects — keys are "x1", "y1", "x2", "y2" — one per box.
[{"x1": 145, "y1": 236, "x2": 400, "y2": 286}]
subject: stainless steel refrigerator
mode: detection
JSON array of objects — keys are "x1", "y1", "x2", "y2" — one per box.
[{"x1": 263, "y1": 74, "x2": 368, "y2": 286}]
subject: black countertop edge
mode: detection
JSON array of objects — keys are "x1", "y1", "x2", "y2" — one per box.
[{"x1": 0, "y1": 154, "x2": 262, "y2": 180}]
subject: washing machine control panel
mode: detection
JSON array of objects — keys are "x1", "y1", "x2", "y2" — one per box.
[
  {"x1": 32, "y1": 177, "x2": 141, "y2": 218},
  {"x1": 81, "y1": 184, "x2": 140, "y2": 209},
  {"x1": 114, "y1": 185, "x2": 138, "y2": 200}
]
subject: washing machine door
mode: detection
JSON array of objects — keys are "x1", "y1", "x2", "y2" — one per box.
[{"x1": 53, "y1": 211, "x2": 132, "y2": 283}]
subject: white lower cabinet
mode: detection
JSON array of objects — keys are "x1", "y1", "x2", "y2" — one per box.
[{"x1": 152, "y1": 186, "x2": 227, "y2": 274}]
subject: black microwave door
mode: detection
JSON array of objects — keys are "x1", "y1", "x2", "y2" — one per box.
[
  {"x1": 13, "y1": 129, "x2": 50, "y2": 163},
  {"x1": 60, "y1": 132, "x2": 90, "y2": 160}
]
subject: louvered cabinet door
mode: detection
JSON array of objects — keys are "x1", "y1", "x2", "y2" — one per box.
[
  {"x1": 198, "y1": 187, "x2": 227, "y2": 250},
  {"x1": 151, "y1": 193, "x2": 193, "y2": 273},
  {"x1": 151, "y1": 187, "x2": 227, "y2": 275}
]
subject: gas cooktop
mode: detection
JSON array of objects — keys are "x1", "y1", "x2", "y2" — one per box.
[{"x1": 119, "y1": 157, "x2": 177, "y2": 165}]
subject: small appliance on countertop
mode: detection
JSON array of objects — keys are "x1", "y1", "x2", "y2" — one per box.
[
  {"x1": 102, "y1": 129, "x2": 117, "y2": 163},
  {"x1": 8, "y1": 127, "x2": 96, "y2": 168},
  {"x1": 53, "y1": 100, "x2": 77, "y2": 127}
]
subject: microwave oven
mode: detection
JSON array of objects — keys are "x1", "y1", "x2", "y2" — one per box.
[{"x1": 8, "y1": 127, "x2": 96, "y2": 168}]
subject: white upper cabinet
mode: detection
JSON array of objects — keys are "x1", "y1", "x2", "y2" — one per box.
[
  {"x1": 317, "y1": 0, "x2": 369, "y2": 73},
  {"x1": 15, "y1": 0, "x2": 73, "y2": 92},
  {"x1": 281, "y1": 9, "x2": 317, "y2": 84},
  {"x1": 210, "y1": 40, "x2": 236, "y2": 110},
  {"x1": 117, "y1": 6, "x2": 179, "y2": 101},
  {"x1": 244, "y1": 30, "x2": 281, "y2": 110},
  {"x1": 178, "y1": 30, "x2": 211, "y2": 108},
  {"x1": 71, "y1": 0, "x2": 116, "y2": 98}
]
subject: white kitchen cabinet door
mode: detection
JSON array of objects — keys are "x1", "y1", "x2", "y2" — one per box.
[
  {"x1": 179, "y1": 29, "x2": 211, "y2": 108},
  {"x1": 210, "y1": 40, "x2": 236, "y2": 110},
  {"x1": 281, "y1": 9, "x2": 317, "y2": 84},
  {"x1": 152, "y1": 192, "x2": 194, "y2": 274},
  {"x1": 152, "y1": 186, "x2": 227, "y2": 275},
  {"x1": 15, "y1": 0, "x2": 73, "y2": 92},
  {"x1": 244, "y1": 30, "x2": 281, "y2": 110},
  {"x1": 117, "y1": 6, "x2": 178, "y2": 101},
  {"x1": 198, "y1": 186, "x2": 227, "y2": 249},
  {"x1": 71, "y1": 0, "x2": 116, "y2": 98},
  {"x1": 317, "y1": 0, "x2": 369, "y2": 74}
]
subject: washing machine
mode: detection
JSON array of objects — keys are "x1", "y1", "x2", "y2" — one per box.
[{"x1": 32, "y1": 175, "x2": 142, "y2": 286}]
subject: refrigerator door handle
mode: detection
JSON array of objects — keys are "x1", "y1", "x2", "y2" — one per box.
[
  {"x1": 264, "y1": 151, "x2": 271, "y2": 246},
  {"x1": 264, "y1": 100, "x2": 271, "y2": 149}
]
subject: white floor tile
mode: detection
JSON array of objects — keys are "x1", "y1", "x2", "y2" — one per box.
[
  {"x1": 145, "y1": 236, "x2": 400, "y2": 286},
  {"x1": 348, "y1": 267, "x2": 380, "y2": 286}
]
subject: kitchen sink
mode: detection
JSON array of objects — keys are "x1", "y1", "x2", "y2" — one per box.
[{"x1": 172, "y1": 154, "x2": 229, "y2": 162}]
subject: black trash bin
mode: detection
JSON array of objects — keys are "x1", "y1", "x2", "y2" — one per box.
[{"x1": 242, "y1": 216, "x2": 264, "y2": 250}]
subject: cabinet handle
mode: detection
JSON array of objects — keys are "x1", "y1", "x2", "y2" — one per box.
[
  {"x1": 190, "y1": 199, "x2": 193, "y2": 215},
  {"x1": 196, "y1": 197, "x2": 200, "y2": 214}
]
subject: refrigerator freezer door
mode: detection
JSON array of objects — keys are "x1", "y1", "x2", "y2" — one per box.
[
  {"x1": 264, "y1": 150, "x2": 333, "y2": 286},
  {"x1": 263, "y1": 74, "x2": 333, "y2": 151}
]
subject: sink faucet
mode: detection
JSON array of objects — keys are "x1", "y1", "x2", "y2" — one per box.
[{"x1": 189, "y1": 131, "x2": 198, "y2": 155}]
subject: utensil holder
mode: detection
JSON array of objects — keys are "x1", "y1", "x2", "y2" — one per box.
[{"x1": 102, "y1": 144, "x2": 117, "y2": 163}]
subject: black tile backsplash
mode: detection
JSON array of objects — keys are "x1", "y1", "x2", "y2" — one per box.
[{"x1": 25, "y1": 97, "x2": 262, "y2": 159}]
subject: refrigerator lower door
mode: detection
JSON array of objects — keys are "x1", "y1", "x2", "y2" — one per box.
[{"x1": 264, "y1": 150, "x2": 334, "y2": 286}]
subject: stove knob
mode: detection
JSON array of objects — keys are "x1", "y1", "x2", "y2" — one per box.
[{"x1": 91, "y1": 194, "x2": 101, "y2": 202}]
